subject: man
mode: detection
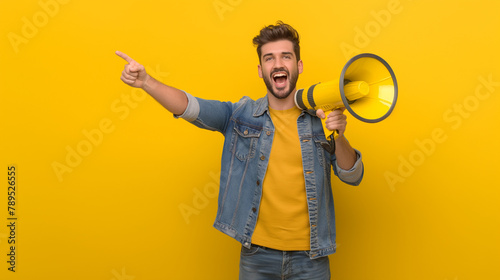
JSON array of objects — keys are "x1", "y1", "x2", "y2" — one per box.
[{"x1": 117, "y1": 21, "x2": 363, "y2": 280}]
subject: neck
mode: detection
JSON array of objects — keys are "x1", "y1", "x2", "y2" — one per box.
[{"x1": 267, "y1": 89, "x2": 297, "y2": 110}]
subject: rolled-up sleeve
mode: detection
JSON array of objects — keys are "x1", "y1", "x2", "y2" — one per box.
[
  {"x1": 174, "y1": 90, "x2": 200, "y2": 122},
  {"x1": 335, "y1": 149, "x2": 364, "y2": 186},
  {"x1": 174, "y1": 91, "x2": 242, "y2": 134}
]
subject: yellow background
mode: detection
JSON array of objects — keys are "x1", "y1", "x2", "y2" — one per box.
[{"x1": 1, "y1": 0, "x2": 499, "y2": 279}]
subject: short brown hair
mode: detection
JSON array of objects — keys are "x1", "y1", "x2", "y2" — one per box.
[{"x1": 252, "y1": 21, "x2": 301, "y2": 64}]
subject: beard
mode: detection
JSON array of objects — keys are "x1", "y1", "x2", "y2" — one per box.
[{"x1": 263, "y1": 68, "x2": 299, "y2": 100}]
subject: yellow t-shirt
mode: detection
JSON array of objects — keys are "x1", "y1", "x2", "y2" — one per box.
[{"x1": 251, "y1": 106, "x2": 310, "y2": 251}]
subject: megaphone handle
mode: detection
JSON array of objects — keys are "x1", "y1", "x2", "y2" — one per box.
[{"x1": 320, "y1": 110, "x2": 339, "y2": 154}]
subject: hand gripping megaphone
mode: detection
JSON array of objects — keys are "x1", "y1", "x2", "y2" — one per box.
[{"x1": 294, "y1": 53, "x2": 398, "y2": 154}]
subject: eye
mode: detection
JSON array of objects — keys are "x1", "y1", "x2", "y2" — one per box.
[
  {"x1": 283, "y1": 55, "x2": 292, "y2": 60},
  {"x1": 264, "y1": 56, "x2": 273, "y2": 62}
]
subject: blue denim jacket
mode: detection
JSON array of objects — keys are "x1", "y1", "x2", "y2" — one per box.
[{"x1": 178, "y1": 92, "x2": 364, "y2": 259}]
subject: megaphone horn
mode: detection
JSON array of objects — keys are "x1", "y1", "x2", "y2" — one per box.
[{"x1": 294, "y1": 53, "x2": 398, "y2": 154}]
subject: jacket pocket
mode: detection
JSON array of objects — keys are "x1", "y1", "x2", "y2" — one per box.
[{"x1": 231, "y1": 121, "x2": 262, "y2": 161}]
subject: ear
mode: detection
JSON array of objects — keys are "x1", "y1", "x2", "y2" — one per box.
[
  {"x1": 298, "y1": 60, "x2": 304, "y2": 74},
  {"x1": 258, "y1": 64, "x2": 263, "y2": 78}
]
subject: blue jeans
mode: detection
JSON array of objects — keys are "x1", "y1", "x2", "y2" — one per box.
[{"x1": 239, "y1": 244, "x2": 331, "y2": 280}]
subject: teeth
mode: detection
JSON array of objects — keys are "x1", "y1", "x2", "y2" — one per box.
[{"x1": 273, "y1": 73, "x2": 287, "y2": 78}]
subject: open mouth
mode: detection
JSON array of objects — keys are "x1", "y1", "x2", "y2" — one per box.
[{"x1": 272, "y1": 71, "x2": 288, "y2": 89}]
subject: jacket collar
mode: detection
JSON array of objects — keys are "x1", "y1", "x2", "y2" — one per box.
[{"x1": 253, "y1": 95, "x2": 269, "y2": 117}]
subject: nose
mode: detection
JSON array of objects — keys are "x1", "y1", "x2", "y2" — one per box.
[
  {"x1": 273, "y1": 57, "x2": 284, "y2": 68},
  {"x1": 274, "y1": 58, "x2": 283, "y2": 67}
]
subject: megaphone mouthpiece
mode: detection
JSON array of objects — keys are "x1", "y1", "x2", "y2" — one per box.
[{"x1": 343, "y1": 81, "x2": 370, "y2": 101}]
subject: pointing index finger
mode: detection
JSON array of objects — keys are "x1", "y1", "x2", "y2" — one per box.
[{"x1": 115, "y1": 50, "x2": 134, "y2": 63}]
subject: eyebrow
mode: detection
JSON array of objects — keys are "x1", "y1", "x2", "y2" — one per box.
[{"x1": 263, "y1": 51, "x2": 294, "y2": 58}]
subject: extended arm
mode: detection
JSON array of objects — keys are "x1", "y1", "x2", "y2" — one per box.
[{"x1": 116, "y1": 51, "x2": 188, "y2": 115}]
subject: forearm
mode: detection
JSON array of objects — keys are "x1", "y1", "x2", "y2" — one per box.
[
  {"x1": 141, "y1": 75, "x2": 188, "y2": 115},
  {"x1": 334, "y1": 135, "x2": 357, "y2": 170},
  {"x1": 116, "y1": 51, "x2": 188, "y2": 115}
]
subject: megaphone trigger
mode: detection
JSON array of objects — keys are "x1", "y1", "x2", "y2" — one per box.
[
  {"x1": 319, "y1": 109, "x2": 341, "y2": 139},
  {"x1": 318, "y1": 109, "x2": 340, "y2": 154}
]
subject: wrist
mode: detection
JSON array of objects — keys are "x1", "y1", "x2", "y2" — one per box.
[
  {"x1": 141, "y1": 74, "x2": 152, "y2": 91},
  {"x1": 334, "y1": 132, "x2": 345, "y2": 142}
]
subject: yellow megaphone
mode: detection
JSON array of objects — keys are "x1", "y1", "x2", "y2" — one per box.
[{"x1": 294, "y1": 53, "x2": 398, "y2": 153}]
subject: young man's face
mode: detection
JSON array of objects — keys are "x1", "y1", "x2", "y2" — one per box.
[{"x1": 258, "y1": 40, "x2": 303, "y2": 100}]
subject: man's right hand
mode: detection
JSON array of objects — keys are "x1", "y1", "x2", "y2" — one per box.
[{"x1": 116, "y1": 51, "x2": 149, "y2": 88}]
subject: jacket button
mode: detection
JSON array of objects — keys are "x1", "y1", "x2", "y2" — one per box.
[
  {"x1": 256, "y1": 180, "x2": 260, "y2": 186},
  {"x1": 252, "y1": 207, "x2": 257, "y2": 213},
  {"x1": 244, "y1": 129, "x2": 248, "y2": 135},
  {"x1": 266, "y1": 131, "x2": 271, "y2": 136},
  {"x1": 260, "y1": 155, "x2": 265, "y2": 161}
]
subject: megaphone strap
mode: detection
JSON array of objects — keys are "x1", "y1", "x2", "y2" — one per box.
[{"x1": 320, "y1": 133, "x2": 336, "y2": 155}]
